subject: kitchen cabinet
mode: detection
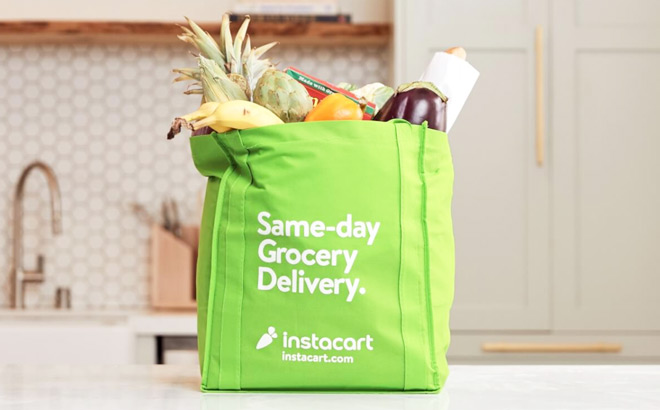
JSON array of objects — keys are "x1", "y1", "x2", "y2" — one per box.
[
  {"x1": 0, "y1": 320, "x2": 133, "y2": 365},
  {"x1": 395, "y1": 0, "x2": 551, "y2": 331},
  {"x1": 0, "y1": 311, "x2": 197, "y2": 365},
  {"x1": 551, "y1": 0, "x2": 660, "y2": 331},
  {"x1": 395, "y1": 0, "x2": 660, "y2": 345}
]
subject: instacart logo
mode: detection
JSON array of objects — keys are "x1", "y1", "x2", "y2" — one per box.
[
  {"x1": 256, "y1": 325, "x2": 374, "y2": 364},
  {"x1": 256, "y1": 326, "x2": 278, "y2": 350}
]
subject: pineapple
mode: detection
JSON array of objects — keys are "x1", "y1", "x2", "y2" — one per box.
[
  {"x1": 198, "y1": 56, "x2": 248, "y2": 102},
  {"x1": 174, "y1": 14, "x2": 277, "y2": 102},
  {"x1": 169, "y1": 13, "x2": 314, "y2": 138}
]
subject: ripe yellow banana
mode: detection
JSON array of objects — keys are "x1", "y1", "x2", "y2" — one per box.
[
  {"x1": 168, "y1": 102, "x2": 230, "y2": 138},
  {"x1": 191, "y1": 100, "x2": 284, "y2": 131},
  {"x1": 180, "y1": 101, "x2": 221, "y2": 122}
]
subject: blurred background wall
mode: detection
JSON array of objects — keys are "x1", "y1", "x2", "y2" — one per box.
[
  {"x1": 0, "y1": 1, "x2": 390, "y2": 309},
  {"x1": 3, "y1": 0, "x2": 391, "y2": 23}
]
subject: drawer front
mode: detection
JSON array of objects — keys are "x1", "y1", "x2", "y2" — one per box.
[{"x1": 449, "y1": 333, "x2": 660, "y2": 364}]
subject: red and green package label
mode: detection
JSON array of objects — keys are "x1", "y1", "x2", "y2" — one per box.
[
  {"x1": 285, "y1": 67, "x2": 377, "y2": 120},
  {"x1": 191, "y1": 120, "x2": 455, "y2": 392}
]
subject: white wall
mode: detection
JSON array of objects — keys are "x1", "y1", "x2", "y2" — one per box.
[
  {"x1": 4, "y1": 0, "x2": 392, "y2": 23},
  {"x1": 1, "y1": 0, "x2": 392, "y2": 310},
  {"x1": 0, "y1": 41, "x2": 389, "y2": 310}
]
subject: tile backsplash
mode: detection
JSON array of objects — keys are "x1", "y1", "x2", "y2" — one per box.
[{"x1": 0, "y1": 42, "x2": 389, "y2": 309}]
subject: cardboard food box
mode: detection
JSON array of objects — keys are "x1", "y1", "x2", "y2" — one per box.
[{"x1": 285, "y1": 67, "x2": 377, "y2": 120}]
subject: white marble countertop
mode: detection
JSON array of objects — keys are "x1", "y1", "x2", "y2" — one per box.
[{"x1": 1, "y1": 365, "x2": 659, "y2": 409}]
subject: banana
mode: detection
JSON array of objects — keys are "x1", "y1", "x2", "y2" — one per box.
[
  {"x1": 196, "y1": 122, "x2": 232, "y2": 134},
  {"x1": 191, "y1": 100, "x2": 284, "y2": 131},
  {"x1": 180, "y1": 101, "x2": 222, "y2": 122},
  {"x1": 186, "y1": 101, "x2": 232, "y2": 133},
  {"x1": 168, "y1": 102, "x2": 225, "y2": 139}
]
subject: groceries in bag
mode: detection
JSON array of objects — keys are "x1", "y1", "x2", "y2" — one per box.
[
  {"x1": 304, "y1": 93, "x2": 364, "y2": 122},
  {"x1": 374, "y1": 82, "x2": 448, "y2": 132},
  {"x1": 419, "y1": 47, "x2": 479, "y2": 132},
  {"x1": 285, "y1": 67, "x2": 377, "y2": 120},
  {"x1": 167, "y1": 14, "x2": 478, "y2": 138}
]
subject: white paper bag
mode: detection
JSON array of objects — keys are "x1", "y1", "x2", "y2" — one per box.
[{"x1": 420, "y1": 52, "x2": 480, "y2": 132}]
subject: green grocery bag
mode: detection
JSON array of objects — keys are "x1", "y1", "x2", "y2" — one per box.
[{"x1": 190, "y1": 119, "x2": 455, "y2": 392}]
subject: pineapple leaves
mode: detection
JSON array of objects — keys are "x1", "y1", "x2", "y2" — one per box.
[
  {"x1": 182, "y1": 17, "x2": 225, "y2": 64},
  {"x1": 175, "y1": 14, "x2": 277, "y2": 102},
  {"x1": 243, "y1": 35, "x2": 252, "y2": 64},
  {"x1": 219, "y1": 14, "x2": 228, "y2": 59},
  {"x1": 221, "y1": 14, "x2": 235, "y2": 73},
  {"x1": 232, "y1": 16, "x2": 251, "y2": 75},
  {"x1": 254, "y1": 42, "x2": 278, "y2": 59},
  {"x1": 172, "y1": 67, "x2": 201, "y2": 82},
  {"x1": 198, "y1": 56, "x2": 248, "y2": 102}
]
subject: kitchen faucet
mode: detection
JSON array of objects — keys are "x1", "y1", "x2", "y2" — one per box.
[{"x1": 10, "y1": 161, "x2": 62, "y2": 309}]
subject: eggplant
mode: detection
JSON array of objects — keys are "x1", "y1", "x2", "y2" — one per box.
[
  {"x1": 373, "y1": 82, "x2": 448, "y2": 132},
  {"x1": 192, "y1": 126, "x2": 214, "y2": 136},
  {"x1": 167, "y1": 123, "x2": 213, "y2": 139}
]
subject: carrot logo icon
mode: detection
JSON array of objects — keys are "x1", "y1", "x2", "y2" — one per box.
[{"x1": 256, "y1": 326, "x2": 278, "y2": 350}]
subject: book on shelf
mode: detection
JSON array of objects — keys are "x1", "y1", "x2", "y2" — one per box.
[
  {"x1": 231, "y1": 1, "x2": 338, "y2": 16},
  {"x1": 228, "y1": 14, "x2": 351, "y2": 23}
]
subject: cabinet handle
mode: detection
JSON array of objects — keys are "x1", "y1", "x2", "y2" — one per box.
[
  {"x1": 535, "y1": 25, "x2": 544, "y2": 166},
  {"x1": 482, "y1": 342, "x2": 622, "y2": 353}
]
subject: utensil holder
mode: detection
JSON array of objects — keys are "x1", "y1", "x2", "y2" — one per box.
[{"x1": 150, "y1": 224, "x2": 199, "y2": 310}]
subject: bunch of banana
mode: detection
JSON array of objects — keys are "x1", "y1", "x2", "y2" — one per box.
[{"x1": 168, "y1": 100, "x2": 284, "y2": 139}]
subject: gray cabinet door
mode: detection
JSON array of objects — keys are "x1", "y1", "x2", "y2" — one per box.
[
  {"x1": 552, "y1": 0, "x2": 660, "y2": 330},
  {"x1": 395, "y1": 0, "x2": 551, "y2": 330}
]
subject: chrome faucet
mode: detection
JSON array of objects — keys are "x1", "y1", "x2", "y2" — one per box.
[{"x1": 10, "y1": 161, "x2": 62, "y2": 309}]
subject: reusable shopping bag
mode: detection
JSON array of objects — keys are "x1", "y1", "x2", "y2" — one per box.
[{"x1": 191, "y1": 119, "x2": 454, "y2": 392}]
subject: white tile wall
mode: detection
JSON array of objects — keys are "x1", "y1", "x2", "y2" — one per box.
[{"x1": 0, "y1": 42, "x2": 389, "y2": 309}]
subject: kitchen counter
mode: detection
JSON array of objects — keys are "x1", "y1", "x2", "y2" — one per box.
[
  {"x1": 0, "y1": 309, "x2": 197, "y2": 336},
  {"x1": 1, "y1": 365, "x2": 658, "y2": 409},
  {"x1": 0, "y1": 310, "x2": 198, "y2": 365}
]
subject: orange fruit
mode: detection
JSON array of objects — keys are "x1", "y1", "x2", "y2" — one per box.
[{"x1": 304, "y1": 93, "x2": 363, "y2": 122}]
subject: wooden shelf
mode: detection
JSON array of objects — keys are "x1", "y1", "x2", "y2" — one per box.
[{"x1": 0, "y1": 20, "x2": 391, "y2": 46}]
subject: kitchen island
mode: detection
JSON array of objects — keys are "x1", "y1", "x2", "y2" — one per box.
[{"x1": 0, "y1": 365, "x2": 658, "y2": 409}]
